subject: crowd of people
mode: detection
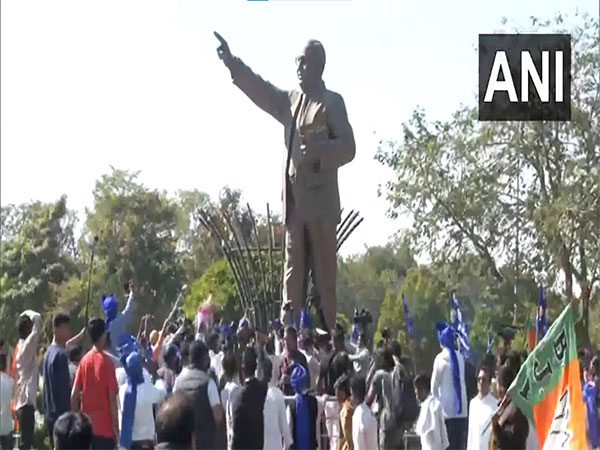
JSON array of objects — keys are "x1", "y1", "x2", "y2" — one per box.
[{"x1": 0, "y1": 284, "x2": 599, "y2": 450}]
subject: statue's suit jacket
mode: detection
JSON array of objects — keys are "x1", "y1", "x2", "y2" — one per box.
[{"x1": 229, "y1": 57, "x2": 356, "y2": 226}]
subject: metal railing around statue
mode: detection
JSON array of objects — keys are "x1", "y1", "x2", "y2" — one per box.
[{"x1": 197, "y1": 205, "x2": 363, "y2": 332}]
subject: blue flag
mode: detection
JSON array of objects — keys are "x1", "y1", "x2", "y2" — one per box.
[
  {"x1": 450, "y1": 293, "x2": 471, "y2": 359},
  {"x1": 486, "y1": 329, "x2": 494, "y2": 354},
  {"x1": 350, "y1": 324, "x2": 359, "y2": 345},
  {"x1": 536, "y1": 284, "x2": 548, "y2": 340},
  {"x1": 402, "y1": 294, "x2": 416, "y2": 339}
]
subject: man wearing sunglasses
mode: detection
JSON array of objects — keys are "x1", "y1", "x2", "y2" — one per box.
[{"x1": 214, "y1": 32, "x2": 355, "y2": 331}]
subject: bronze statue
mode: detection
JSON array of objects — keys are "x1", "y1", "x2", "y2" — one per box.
[{"x1": 214, "y1": 32, "x2": 355, "y2": 330}]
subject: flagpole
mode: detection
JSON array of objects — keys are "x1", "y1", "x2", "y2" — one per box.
[
  {"x1": 514, "y1": 146, "x2": 521, "y2": 321},
  {"x1": 535, "y1": 304, "x2": 539, "y2": 345}
]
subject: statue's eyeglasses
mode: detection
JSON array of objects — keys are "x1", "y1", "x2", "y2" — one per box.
[{"x1": 295, "y1": 56, "x2": 306, "y2": 66}]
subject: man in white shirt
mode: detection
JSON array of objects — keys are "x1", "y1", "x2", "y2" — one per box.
[
  {"x1": 466, "y1": 366, "x2": 497, "y2": 450},
  {"x1": 0, "y1": 354, "x2": 15, "y2": 449},
  {"x1": 14, "y1": 310, "x2": 42, "y2": 450},
  {"x1": 414, "y1": 374, "x2": 449, "y2": 450},
  {"x1": 348, "y1": 334, "x2": 371, "y2": 379},
  {"x1": 265, "y1": 338, "x2": 282, "y2": 387},
  {"x1": 300, "y1": 334, "x2": 320, "y2": 391},
  {"x1": 261, "y1": 358, "x2": 292, "y2": 450},
  {"x1": 209, "y1": 332, "x2": 224, "y2": 381},
  {"x1": 431, "y1": 322, "x2": 468, "y2": 450},
  {"x1": 220, "y1": 352, "x2": 241, "y2": 450},
  {"x1": 350, "y1": 376, "x2": 377, "y2": 450},
  {"x1": 117, "y1": 353, "x2": 166, "y2": 447}
]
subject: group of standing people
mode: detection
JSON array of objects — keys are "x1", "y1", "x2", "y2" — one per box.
[{"x1": 2, "y1": 286, "x2": 600, "y2": 450}]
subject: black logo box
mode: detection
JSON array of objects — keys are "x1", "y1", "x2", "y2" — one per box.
[{"x1": 479, "y1": 34, "x2": 571, "y2": 121}]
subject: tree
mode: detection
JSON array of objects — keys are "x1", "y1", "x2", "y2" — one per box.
[
  {"x1": 374, "y1": 256, "x2": 561, "y2": 373},
  {"x1": 376, "y1": 13, "x2": 599, "y2": 341},
  {"x1": 0, "y1": 196, "x2": 79, "y2": 343},
  {"x1": 83, "y1": 168, "x2": 182, "y2": 328},
  {"x1": 175, "y1": 189, "x2": 215, "y2": 281},
  {"x1": 183, "y1": 258, "x2": 241, "y2": 321},
  {"x1": 337, "y1": 242, "x2": 415, "y2": 324}
]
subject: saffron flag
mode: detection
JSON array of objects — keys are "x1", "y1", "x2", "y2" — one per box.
[{"x1": 507, "y1": 303, "x2": 586, "y2": 449}]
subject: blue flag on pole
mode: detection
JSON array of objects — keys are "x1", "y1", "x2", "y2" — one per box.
[
  {"x1": 486, "y1": 329, "x2": 494, "y2": 354},
  {"x1": 450, "y1": 293, "x2": 471, "y2": 359},
  {"x1": 350, "y1": 324, "x2": 359, "y2": 345},
  {"x1": 402, "y1": 294, "x2": 416, "y2": 339},
  {"x1": 536, "y1": 284, "x2": 548, "y2": 340}
]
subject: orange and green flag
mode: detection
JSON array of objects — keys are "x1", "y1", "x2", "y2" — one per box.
[{"x1": 507, "y1": 303, "x2": 586, "y2": 449}]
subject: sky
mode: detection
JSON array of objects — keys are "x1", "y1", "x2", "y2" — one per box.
[{"x1": 1, "y1": 0, "x2": 597, "y2": 257}]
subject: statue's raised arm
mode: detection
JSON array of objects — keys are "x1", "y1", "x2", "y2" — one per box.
[{"x1": 214, "y1": 31, "x2": 289, "y2": 124}]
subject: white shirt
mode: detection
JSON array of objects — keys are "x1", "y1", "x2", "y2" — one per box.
[
  {"x1": 14, "y1": 311, "x2": 41, "y2": 409},
  {"x1": 1, "y1": 373, "x2": 14, "y2": 436},
  {"x1": 68, "y1": 362, "x2": 77, "y2": 384},
  {"x1": 221, "y1": 380, "x2": 241, "y2": 450},
  {"x1": 526, "y1": 418, "x2": 539, "y2": 450},
  {"x1": 118, "y1": 380, "x2": 166, "y2": 441},
  {"x1": 415, "y1": 395, "x2": 449, "y2": 450},
  {"x1": 466, "y1": 393, "x2": 497, "y2": 450},
  {"x1": 301, "y1": 349, "x2": 320, "y2": 391},
  {"x1": 430, "y1": 348, "x2": 468, "y2": 418},
  {"x1": 269, "y1": 354, "x2": 282, "y2": 387},
  {"x1": 263, "y1": 386, "x2": 292, "y2": 450},
  {"x1": 210, "y1": 350, "x2": 224, "y2": 381},
  {"x1": 352, "y1": 402, "x2": 378, "y2": 450}
]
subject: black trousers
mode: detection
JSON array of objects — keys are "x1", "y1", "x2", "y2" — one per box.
[
  {"x1": 445, "y1": 417, "x2": 468, "y2": 450},
  {"x1": 131, "y1": 440, "x2": 154, "y2": 449},
  {"x1": 91, "y1": 435, "x2": 116, "y2": 450},
  {"x1": 46, "y1": 419, "x2": 56, "y2": 450},
  {"x1": 16, "y1": 405, "x2": 34, "y2": 450},
  {"x1": 0, "y1": 434, "x2": 12, "y2": 450}
]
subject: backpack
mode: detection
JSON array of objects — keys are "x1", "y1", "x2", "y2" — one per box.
[{"x1": 389, "y1": 365, "x2": 419, "y2": 425}]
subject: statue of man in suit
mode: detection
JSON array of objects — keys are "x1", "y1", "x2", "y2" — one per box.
[{"x1": 214, "y1": 32, "x2": 356, "y2": 330}]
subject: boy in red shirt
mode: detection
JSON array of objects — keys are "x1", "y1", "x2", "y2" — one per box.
[{"x1": 71, "y1": 318, "x2": 119, "y2": 449}]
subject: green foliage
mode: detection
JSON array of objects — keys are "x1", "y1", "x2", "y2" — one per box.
[
  {"x1": 0, "y1": 196, "x2": 79, "y2": 343},
  {"x1": 183, "y1": 258, "x2": 241, "y2": 321},
  {"x1": 337, "y1": 242, "x2": 415, "y2": 325},
  {"x1": 374, "y1": 258, "x2": 566, "y2": 373},
  {"x1": 175, "y1": 189, "x2": 214, "y2": 280},
  {"x1": 375, "y1": 265, "x2": 449, "y2": 373},
  {"x1": 0, "y1": 169, "x2": 287, "y2": 345},
  {"x1": 335, "y1": 312, "x2": 351, "y2": 335},
  {"x1": 83, "y1": 169, "x2": 183, "y2": 329},
  {"x1": 375, "y1": 12, "x2": 599, "y2": 343}
]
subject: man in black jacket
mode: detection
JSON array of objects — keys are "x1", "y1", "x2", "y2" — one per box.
[
  {"x1": 173, "y1": 341, "x2": 224, "y2": 449},
  {"x1": 232, "y1": 347, "x2": 268, "y2": 450}
]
